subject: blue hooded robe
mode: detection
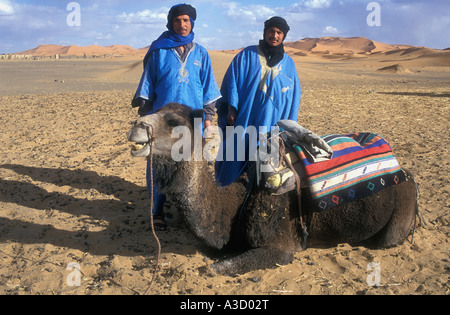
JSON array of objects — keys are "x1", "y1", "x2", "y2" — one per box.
[
  {"x1": 215, "y1": 45, "x2": 301, "y2": 187},
  {"x1": 135, "y1": 19, "x2": 221, "y2": 216}
]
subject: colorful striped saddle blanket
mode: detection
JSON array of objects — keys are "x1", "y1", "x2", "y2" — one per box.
[{"x1": 294, "y1": 133, "x2": 406, "y2": 212}]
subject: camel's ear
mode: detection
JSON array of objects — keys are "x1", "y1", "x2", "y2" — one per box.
[{"x1": 190, "y1": 109, "x2": 205, "y2": 126}]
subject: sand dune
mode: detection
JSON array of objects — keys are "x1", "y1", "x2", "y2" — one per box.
[
  {"x1": 377, "y1": 64, "x2": 412, "y2": 73},
  {"x1": 16, "y1": 44, "x2": 146, "y2": 57},
  {"x1": 11, "y1": 37, "x2": 441, "y2": 57},
  {"x1": 221, "y1": 37, "x2": 450, "y2": 67},
  {"x1": 380, "y1": 48, "x2": 450, "y2": 67},
  {"x1": 285, "y1": 37, "x2": 412, "y2": 54}
]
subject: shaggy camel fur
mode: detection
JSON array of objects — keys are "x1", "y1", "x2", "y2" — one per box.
[{"x1": 128, "y1": 103, "x2": 418, "y2": 276}]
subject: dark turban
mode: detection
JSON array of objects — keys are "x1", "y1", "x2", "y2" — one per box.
[
  {"x1": 264, "y1": 16, "x2": 290, "y2": 38},
  {"x1": 167, "y1": 3, "x2": 197, "y2": 28}
]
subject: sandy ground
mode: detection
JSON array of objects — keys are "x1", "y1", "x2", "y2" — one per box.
[{"x1": 0, "y1": 52, "x2": 449, "y2": 295}]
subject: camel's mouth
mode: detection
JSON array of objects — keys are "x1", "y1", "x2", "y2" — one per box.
[
  {"x1": 128, "y1": 122, "x2": 153, "y2": 157},
  {"x1": 130, "y1": 142, "x2": 151, "y2": 157},
  {"x1": 132, "y1": 142, "x2": 146, "y2": 151}
]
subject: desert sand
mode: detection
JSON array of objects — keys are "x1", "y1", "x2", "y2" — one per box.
[{"x1": 0, "y1": 38, "x2": 449, "y2": 295}]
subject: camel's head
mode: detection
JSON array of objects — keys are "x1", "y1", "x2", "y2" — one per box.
[{"x1": 127, "y1": 103, "x2": 203, "y2": 158}]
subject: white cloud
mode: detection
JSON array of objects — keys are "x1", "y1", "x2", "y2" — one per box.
[
  {"x1": 0, "y1": 0, "x2": 14, "y2": 15},
  {"x1": 116, "y1": 8, "x2": 168, "y2": 24},
  {"x1": 222, "y1": 3, "x2": 276, "y2": 24},
  {"x1": 85, "y1": 4, "x2": 99, "y2": 12},
  {"x1": 323, "y1": 25, "x2": 339, "y2": 34},
  {"x1": 0, "y1": 2, "x2": 62, "y2": 31},
  {"x1": 303, "y1": 0, "x2": 333, "y2": 9},
  {"x1": 94, "y1": 32, "x2": 113, "y2": 41}
]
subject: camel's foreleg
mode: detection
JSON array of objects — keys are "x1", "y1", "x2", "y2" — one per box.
[{"x1": 211, "y1": 247, "x2": 294, "y2": 276}]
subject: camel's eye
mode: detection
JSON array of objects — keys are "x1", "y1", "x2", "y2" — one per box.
[{"x1": 165, "y1": 113, "x2": 185, "y2": 127}]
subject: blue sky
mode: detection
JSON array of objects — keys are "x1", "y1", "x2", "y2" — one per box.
[{"x1": 0, "y1": 0, "x2": 449, "y2": 53}]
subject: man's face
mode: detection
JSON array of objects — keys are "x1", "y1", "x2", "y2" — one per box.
[
  {"x1": 265, "y1": 27, "x2": 285, "y2": 47},
  {"x1": 172, "y1": 14, "x2": 192, "y2": 36}
]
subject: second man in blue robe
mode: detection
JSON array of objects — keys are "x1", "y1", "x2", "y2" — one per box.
[{"x1": 215, "y1": 16, "x2": 301, "y2": 187}]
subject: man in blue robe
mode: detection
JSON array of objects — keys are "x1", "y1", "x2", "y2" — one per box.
[
  {"x1": 133, "y1": 4, "x2": 221, "y2": 230},
  {"x1": 215, "y1": 16, "x2": 301, "y2": 187}
]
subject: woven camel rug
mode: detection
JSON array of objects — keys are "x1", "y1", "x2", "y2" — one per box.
[{"x1": 294, "y1": 133, "x2": 406, "y2": 212}]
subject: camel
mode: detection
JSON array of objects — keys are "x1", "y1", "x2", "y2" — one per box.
[{"x1": 127, "y1": 103, "x2": 418, "y2": 276}]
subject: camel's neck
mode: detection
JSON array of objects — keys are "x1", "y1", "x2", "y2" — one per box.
[{"x1": 154, "y1": 158, "x2": 245, "y2": 249}]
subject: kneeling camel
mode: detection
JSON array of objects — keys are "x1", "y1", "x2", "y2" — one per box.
[{"x1": 127, "y1": 103, "x2": 418, "y2": 276}]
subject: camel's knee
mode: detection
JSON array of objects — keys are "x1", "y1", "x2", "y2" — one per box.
[{"x1": 367, "y1": 172, "x2": 419, "y2": 248}]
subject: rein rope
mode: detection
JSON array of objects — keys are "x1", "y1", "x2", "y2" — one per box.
[
  {"x1": 279, "y1": 137, "x2": 309, "y2": 250},
  {"x1": 143, "y1": 124, "x2": 162, "y2": 295}
]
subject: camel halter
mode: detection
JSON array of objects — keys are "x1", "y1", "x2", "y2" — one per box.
[{"x1": 142, "y1": 123, "x2": 161, "y2": 295}]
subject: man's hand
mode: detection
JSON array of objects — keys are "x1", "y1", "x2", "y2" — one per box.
[
  {"x1": 138, "y1": 99, "x2": 154, "y2": 117},
  {"x1": 227, "y1": 105, "x2": 237, "y2": 126},
  {"x1": 203, "y1": 120, "x2": 213, "y2": 139}
]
